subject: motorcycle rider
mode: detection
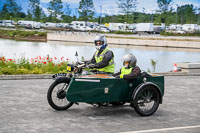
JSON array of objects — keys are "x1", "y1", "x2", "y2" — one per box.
[
  {"x1": 87, "y1": 35, "x2": 115, "y2": 74},
  {"x1": 113, "y1": 53, "x2": 141, "y2": 79}
]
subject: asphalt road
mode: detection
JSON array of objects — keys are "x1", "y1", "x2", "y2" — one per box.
[{"x1": 0, "y1": 76, "x2": 200, "y2": 133}]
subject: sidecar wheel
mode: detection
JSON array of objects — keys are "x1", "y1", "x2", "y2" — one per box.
[
  {"x1": 133, "y1": 85, "x2": 160, "y2": 116},
  {"x1": 47, "y1": 79, "x2": 73, "y2": 111}
]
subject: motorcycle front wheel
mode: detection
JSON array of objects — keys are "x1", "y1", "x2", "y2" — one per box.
[{"x1": 47, "y1": 78, "x2": 73, "y2": 110}]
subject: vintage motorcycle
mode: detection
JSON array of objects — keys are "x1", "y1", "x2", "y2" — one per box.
[{"x1": 47, "y1": 52, "x2": 164, "y2": 116}]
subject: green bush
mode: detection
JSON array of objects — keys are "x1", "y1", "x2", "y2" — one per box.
[
  {"x1": 40, "y1": 62, "x2": 55, "y2": 73},
  {"x1": 0, "y1": 56, "x2": 70, "y2": 75},
  {"x1": 0, "y1": 29, "x2": 47, "y2": 39},
  {"x1": 17, "y1": 58, "x2": 33, "y2": 70},
  {"x1": 160, "y1": 31, "x2": 200, "y2": 36},
  {"x1": 37, "y1": 32, "x2": 47, "y2": 37},
  {"x1": 0, "y1": 61, "x2": 6, "y2": 67},
  {"x1": 1, "y1": 67, "x2": 16, "y2": 75},
  {"x1": 32, "y1": 67, "x2": 43, "y2": 74},
  {"x1": 16, "y1": 68, "x2": 29, "y2": 74},
  {"x1": 6, "y1": 61, "x2": 17, "y2": 69},
  {"x1": 113, "y1": 31, "x2": 134, "y2": 34},
  {"x1": 0, "y1": 70, "x2": 3, "y2": 75}
]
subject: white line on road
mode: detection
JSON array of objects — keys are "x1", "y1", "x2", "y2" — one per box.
[{"x1": 120, "y1": 125, "x2": 200, "y2": 133}]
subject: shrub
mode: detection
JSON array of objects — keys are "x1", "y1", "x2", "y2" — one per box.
[
  {"x1": 16, "y1": 68, "x2": 29, "y2": 74},
  {"x1": 37, "y1": 32, "x2": 47, "y2": 37},
  {"x1": 0, "y1": 56, "x2": 70, "y2": 75},
  {"x1": 6, "y1": 61, "x2": 17, "y2": 69},
  {"x1": 17, "y1": 57, "x2": 33, "y2": 70},
  {"x1": 32, "y1": 68, "x2": 43, "y2": 74},
  {"x1": 113, "y1": 31, "x2": 134, "y2": 34},
  {"x1": 160, "y1": 31, "x2": 200, "y2": 36},
  {"x1": 0, "y1": 70, "x2": 3, "y2": 75},
  {"x1": 1, "y1": 67, "x2": 16, "y2": 75}
]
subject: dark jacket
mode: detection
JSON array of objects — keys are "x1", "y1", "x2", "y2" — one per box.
[{"x1": 90, "y1": 48, "x2": 114, "y2": 69}]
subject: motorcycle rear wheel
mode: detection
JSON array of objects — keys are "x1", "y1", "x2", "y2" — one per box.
[{"x1": 47, "y1": 79, "x2": 73, "y2": 110}]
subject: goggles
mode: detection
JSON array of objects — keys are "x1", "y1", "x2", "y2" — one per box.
[{"x1": 95, "y1": 41, "x2": 103, "y2": 46}]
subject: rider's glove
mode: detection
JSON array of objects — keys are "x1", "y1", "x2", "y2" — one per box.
[
  {"x1": 88, "y1": 64, "x2": 95, "y2": 69},
  {"x1": 120, "y1": 74, "x2": 124, "y2": 79},
  {"x1": 115, "y1": 75, "x2": 120, "y2": 78}
]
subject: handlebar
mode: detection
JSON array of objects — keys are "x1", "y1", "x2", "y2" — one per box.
[{"x1": 77, "y1": 63, "x2": 86, "y2": 68}]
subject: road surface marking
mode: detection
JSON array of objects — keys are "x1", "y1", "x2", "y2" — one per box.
[{"x1": 120, "y1": 125, "x2": 200, "y2": 133}]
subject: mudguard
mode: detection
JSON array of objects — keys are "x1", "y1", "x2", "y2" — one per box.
[{"x1": 132, "y1": 82, "x2": 163, "y2": 104}]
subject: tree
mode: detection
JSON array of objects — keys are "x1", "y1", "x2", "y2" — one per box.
[
  {"x1": 198, "y1": 7, "x2": 200, "y2": 24},
  {"x1": 16, "y1": 12, "x2": 26, "y2": 18},
  {"x1": 78, "y1": 0, "x2": 94, "y2": 21},
  {"x1": 40, "y1": 10, "x2": 48, "y2": 22},
  {"x1": 28, "y1": 0, "x2": 42, "y2": 21},
  {"x1": 177, "y1": 4, "x2": 196, "y2": 24},
  {"x1": 2, "y1": 0, "x2": 21, "y2": 18},
  {"x1": 27, "y1": 9, "x2": 32, "y2": 20},
  {"x1": 48, "y1": 0, "x2": 63, "y2": 22},
  {"x1": 0, "y1": 4, "x2": 8, "y2": 19},
  {"x1": 62, "y1": 3, "x2": 72, "y2": 23},
  {"x1": 157, "y1": 0, "x2": 173, "y2": 23},
  {"x1": 64, "y1": 3, "x2": 71, "y2": 16},
  {"x1": 117, "y1": 0, "x2": 137, "y2": 23},
  {"x1": 157, "y1": 0, "x2": 173, "y2": 13}
]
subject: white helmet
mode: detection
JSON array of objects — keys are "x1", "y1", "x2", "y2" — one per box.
[
  {"x1": 123, "y1": 54, "x2": 137, "y2": 67},
  {"x1": 94, "y1": 35, "x2": 107, "y2": 50}
]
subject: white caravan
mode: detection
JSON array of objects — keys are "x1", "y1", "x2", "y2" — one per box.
[
  {"x1": 17, "y1": 21, "x2": 40, "y2": 29},
  {"x1": 135, "y1": 23, "x2": 154, "y2": 33}
]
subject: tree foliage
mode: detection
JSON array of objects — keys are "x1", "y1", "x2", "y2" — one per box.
[
  {"x1": 61, "y1": 3, "x2": 72, "y2": 23},
  {"x1": 28, "y1": 0, "x2": 42, "y2": 21},
  {"x1": 157, "y1": 0, "x2": 173, "y2": 24},
  {"x1": 117, "y1": 0, "x2": 137, "y2": 23},
  {"x1": 0, "y1": 0, "x2": 199, "y2": 25},
  {"x1": 157, "y1": 0, "x2": 173, "y2": 13},
  {"x1": 0, "y1": 0, "x2": 21, "y2": 19},
  {"x1": 48, "y1": 0, "x2": 63, "y2": 22},
  {"x1": 78, "y1": 0, "x2": 94, "y2": 21},
  {"x1": 64, "y1": 3, "x2": 71, "y2": 16},
  {"x1": 177, "y1": 4, "x2": 196, "y2": 24}
]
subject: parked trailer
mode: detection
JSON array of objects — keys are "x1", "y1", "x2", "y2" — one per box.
[
  {"x1": 153, "y1": 24, "x2": 165, "y2": 34},
  {"x1": 108, "y1": 23, "x2": 126, "y2": 31},
  {"x1": 17, "y1": 21, "x2": 40, "y2": 29},
  {"x1": 0, "y1": 20, "x2": 15, "y2": 27},
  {"x1": 135, "y1": 23, "x2": 154, "y2": 34},
  {"x1": 182, "y1": 24, "x2": 199, "y2": 33},
  {"x1": 43, "y1": 22, "x2": 57, "y2": 28},
  {"x1": 71, "y1": 21, "x2": 98, "y2": 31}
]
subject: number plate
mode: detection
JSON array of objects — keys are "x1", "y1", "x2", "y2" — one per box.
[
  {"x1": 52, "y1": 73, "x2": 67, "y2": 79},
  {"x1": 67, "y1": 66, "x2": 71, "y2": 71}
]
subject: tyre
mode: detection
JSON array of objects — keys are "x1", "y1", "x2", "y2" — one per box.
[
  {"x1": 133, "y1": 85, "x2": 160, "y2": 116},
  {"x1": 47, "y1": 78, "x2": 73, "y2": 110}
]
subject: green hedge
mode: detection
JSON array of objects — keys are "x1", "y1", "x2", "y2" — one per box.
[
  {"x1": 160, "y1": 31, "x2": 200, "y2": 36},
  {"x1": 0, "y1": 29, "x2": 47, "y2": 38}
]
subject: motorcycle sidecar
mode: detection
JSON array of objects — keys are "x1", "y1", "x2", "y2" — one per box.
[{"x1": 65, "y1": 74, "x2": 164, "y2": 116}]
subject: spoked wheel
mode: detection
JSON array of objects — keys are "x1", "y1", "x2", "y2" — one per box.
[
  {"x1": 47, "y1": 78, "x2": 73, "y2": 110},
  {"x1": 133, "y1": 85, "x2": 160, "y2": 116}
]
